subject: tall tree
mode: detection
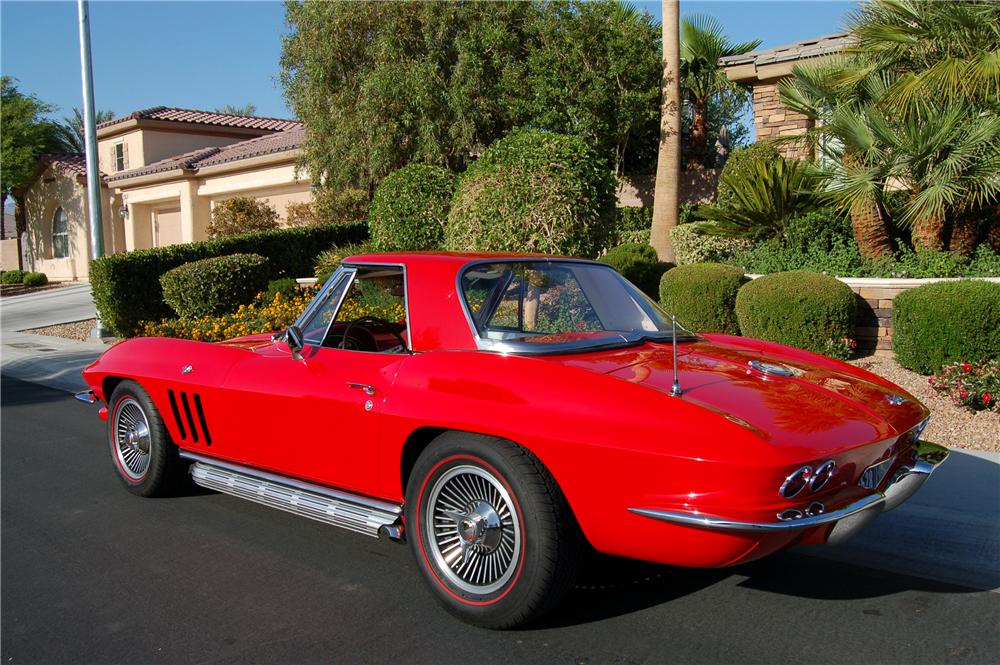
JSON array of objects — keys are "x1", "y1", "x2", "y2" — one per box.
[
  {"x1": 215, "y1": 103, "x2": 258, "y2": 117},
  {"x1": 53, "y1": 107, "x2": 115, "y2": 153},
  {"x1": 679, "y1": 14, "x2": 759, "y2": 169},
  {"x1": 650, "y1": 0, "x2": 681, "y2": 263},
  {"x1": 0, "y1": 77, "x2": 62, "y2": 265}
]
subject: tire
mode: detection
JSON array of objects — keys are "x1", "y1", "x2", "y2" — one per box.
[
  {"x1": 405, "y1": 432, "x2": 583, "y2": 628},
  {"x1": 107, "y1": 380, "x2": 179, "y2": 497}
]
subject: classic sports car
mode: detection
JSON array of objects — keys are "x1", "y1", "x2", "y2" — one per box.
[{"x1": 79, "y1": 253, "x2": 947, "y2": 628}]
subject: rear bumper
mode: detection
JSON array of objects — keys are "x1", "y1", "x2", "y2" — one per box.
[{"x1": 629, "y1": 441, "x2": 948, "y2": 545}]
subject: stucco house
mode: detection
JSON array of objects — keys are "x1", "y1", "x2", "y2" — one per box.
[
  {"x1": 22, "y1": 107, "x2": 307, "y2": 280},
  {"x1": 720, "y1": 33, "x2": 851, "y2": 158}
]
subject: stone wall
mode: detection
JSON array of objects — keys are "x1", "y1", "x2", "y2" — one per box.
[
  {"x1": 751, "y1": 82, "x2": 813, "y2": 160},
  {"x1": 616, "y1": 170, "x2": 720, "y2": 208}
]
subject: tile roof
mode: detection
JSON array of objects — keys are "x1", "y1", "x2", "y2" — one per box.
[
  {"x1": 41, "y1": 153, "x2": 92, "y2": 178},
  {"x1": 719, "y1": 33, "x2": 852, "y2": 68},
  {"x1": 106, "y1": 127, "x2": 304, "y2": 182},
  {"x1": 96, "y1": 106, "x2": 302, "y2": 132}
]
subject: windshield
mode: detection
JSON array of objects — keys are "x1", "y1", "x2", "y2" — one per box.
[{"x1": 460, "y1": 261, "x2": 696, "y2": 353}]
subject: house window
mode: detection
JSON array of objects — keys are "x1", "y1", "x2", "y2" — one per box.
[
  {"x1": 52, "y1": 207, "x2": 69, "y2": 258},
  {"x1": 113, "y1": 142, "x2": 128, "y2": 171}
]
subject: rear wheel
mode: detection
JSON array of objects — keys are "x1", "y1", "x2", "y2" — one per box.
[
  {"x1": 405, "y1": 432, "x2": 582, "y2": 628},
  {"x1": 107, "y1": 380, "x2": 179, "y2": 497}
]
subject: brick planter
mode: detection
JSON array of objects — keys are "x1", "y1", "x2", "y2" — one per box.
[{"x1": 747, "y1": 275, "x2": 1000, "y2": 356}]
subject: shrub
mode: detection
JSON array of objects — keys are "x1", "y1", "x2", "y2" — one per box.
[
  {"x1": 369, "y1": 164, "x2": 455, "y2": 251},
  {"x1": 1, "y1": 270, "x2": 25, "y2": 285},
  {"x1": 446, "y1": 129, "x2": 616, "y2": 258},
  {"x1": 285, "y1": 201, "x2": 315, "y2": 227},
  {"x1": 207, "y1": 197, "x2": 280, "y2": 238},
  {"x1": 929, "y1": 360, "x2": 999, "y2": 413},
  {"x1": 659, "y1": 263, "x2": 745, "y2": 334},
  {"x1": 265, "y1": 277, "x2": 299, "y2": 302},
  {"x1": 161, "y1": 254, "x2": 269, "y2": 319},
  {"x1": 695, "y1": 156, "x2": 820, "y2": 240},
  {"x1": 671, "y1": 221, "x2": 752, "y2": 265},
  {"x1": 893, "y1": 280, "x2": 1000, "y2": 374},
  {"x1": 716, "y1": 142, "x2": 780, "y2": 207},
  {"x1": 314, "y1": 241, "x2": 373, "y2": 284},
  {"x1": 313, "y1": 187, "x2": 370, "y2": 224},
  {"x1": 22, "y1": 272, "x2": 48, "y2": 287},
  {"x1": 610, "y1": 207, "x2": 652, "y2": 247},
  {"x1": 142, "y1": 289, "x2": 314, "y2": 343},
  {"x1": 90, "y1": 222, "x2": 366, "y2": 336},
  {"x1": 599, "y1": 243, "x2": 668, "y2": 298},
  {"x1": 735, "y1": 271, "x2": 858, "y2": 357}
]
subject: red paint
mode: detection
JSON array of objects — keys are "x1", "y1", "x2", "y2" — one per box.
[{"x1": 81, "y1": 252, "x2": 930, "y2": 569}]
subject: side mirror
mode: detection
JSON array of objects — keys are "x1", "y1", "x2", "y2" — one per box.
[{"x1": 286, "y1": 325, "x2": 304, "y2": 360}]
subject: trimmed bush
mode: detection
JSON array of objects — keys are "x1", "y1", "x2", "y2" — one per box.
[
  {"x1": 90, "y1": 222, "x2": 366, "y2": 336},
  {"x1": 893, "y1": 280, "x2": 1000, "y2": 374},
  {"x1": 659, "y1": 263, "x2": 745, "y2": 334},
  {"x1": 1, "y1": 270, "x2": 25, "y2": 285},
  {"x1": 716, "y1": 142, "x2": 780, "y2": 208},
  {"x1": 370, "y1": 164, "x2": 455, "y2": 251},
  {"x1": 22, "y1": 272, "x2": 48, "y2": 287},
  {"x1": 313, "y1": 187, "x2": 369, "y2": 224},
  {"x1": 446, "y1": 129, "x2": 616, "y2": 258},
  {"x1": 207, "y1": 196, "x2": 280, "y2": 238},
  {"x1": 671, "y1": 222, "x2": 751, "y2": 265},
  {"x1": 735, "y1": 271, "x2": 858, "y2": 356},
  {"x1": 314, "y1": 241, "x2": 373, "y2": 285},
  {"x1": 161, "y1": 253, "x2": 269, "y2": 319},
  {"x1": 600, "y1": 243, "x2": 668, "y2": 298}
]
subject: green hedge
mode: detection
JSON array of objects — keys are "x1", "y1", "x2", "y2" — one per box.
[
  {"x1": 671, "y1": 221, "x2": 751, "y2": 265},
  {"x1": 1, "y1": 270, "x2": 25, "y2": 285},
  {"x1": 735, "y1": 270, "x2": 858, "y2": 356},
  {"x1": 893, "y1": 280, "x2": 1000, "y2": 374},
  {"x1": 599, "y1": 243, "x2": 667, "y2": 298},
  {"x1": 659, "y1": 263, "x2": 745, "y2": 334},
  {"x1": 91, "y1": 222, "x2": 366, "y2": 336},
  {"x1": 446, "y1": 129, "x2": 616, "y2": 258},
  {"x1": 161, "y1": 254, "x2": 269, "y2": 318},
  {"x1": 369, "y1": 163, "x2": 455, "y2": 251},
  {"x1": 22, "y1": 272, "x2": 48, "y2": 287}
]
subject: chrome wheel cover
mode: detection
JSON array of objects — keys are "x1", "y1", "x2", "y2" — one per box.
[
  {"x1": 425, "y1": 464, "x2": 521, "y2": 595},
  {"x1": 113, "y1": 397, "x2": 152, "y2": 481}
]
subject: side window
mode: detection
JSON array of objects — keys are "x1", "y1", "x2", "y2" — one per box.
[
  {"x1": 484, "y1": 266, "x2": 602, "y2": 334},
  {"x1": 299, "y1": 271, "x2": 353, "y2": 346}
]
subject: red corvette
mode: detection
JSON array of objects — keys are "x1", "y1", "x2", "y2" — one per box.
[{"x1": 79, "y1": 253, "x2": 947, "y2": 628}]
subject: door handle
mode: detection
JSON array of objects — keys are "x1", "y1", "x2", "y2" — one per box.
[{"x1": 347, "y1": 382, "x2": 376, "y2": 396}]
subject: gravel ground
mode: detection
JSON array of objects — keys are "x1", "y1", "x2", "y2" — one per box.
[
  {"x1": 14, "y1": 319, "x2": 998, "y2": 452},
  {"x1": 0, "y1": 282, "x2": 73, "y2": 298},
  {"x1": 18, "y1": 318, "x2": 96, "y2": 342},
  {"x1": 853, "y1": 355, "x2": 998, "y2": 453}
]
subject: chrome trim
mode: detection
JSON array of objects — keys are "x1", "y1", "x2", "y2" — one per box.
[
  {"x1": 74, "y1": 389, "x2": 97, "y2": 404},
  {"x1": 779, "y1": 465, "x2": 813, "y2": 499},
  {"x1": 809, "y1": 460, "x2": 836, "y2": 493},
  {"x1": 316, "y1": 267, "x2": 358, "y2": 348},
  {"x1": 748, "y1": 360, "x2": 798, "y2": 378},
  {"x1": 628, "y1": 493, "x2": 886, "y2": 533},
  {"x1": 883, "y1": 441, "x2": 949, "y2": 511},
  {"x1": 347, "y1": 382, "x2": 376, "y2": 395},
  {"x1": 454, "y1": 257, "x2": 697, "y2": 356},
  {"x1": 180, "y1": 451, "x2": 401, "y2": 539}
]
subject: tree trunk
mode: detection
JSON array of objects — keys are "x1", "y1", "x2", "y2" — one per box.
[
  {"x1": 985, "y1": 208, "x2": 1000, "y2": 253},
  {"x1": 1, "y1": 191, "x2": 6, "y2": 241},
  {"x1": 947, "y1": 210, "x2": 979, "y2": 257},
  {"x1": 688, "y1": 95, "x2": 707, "y2": 170},
  {"x1": 12, "y1": 190, "x2": 26, "y2": 271},
  {"x1": 911, "y1": 214, "x2": 946, "y2": 252},
  {"x1": 650, "y1": 0, "x2": 681, "y2": 264},
  {"x1": 850, "y1": 200, "x2": 895, "y2": 259}
]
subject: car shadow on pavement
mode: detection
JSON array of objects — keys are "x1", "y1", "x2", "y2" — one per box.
[{"x1": 533, "y1": 549, "x2": 983, "y2": 629}]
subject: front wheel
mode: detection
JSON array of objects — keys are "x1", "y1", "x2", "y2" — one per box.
[
  {"x1": 107, "y1": 380, "x2": 180, "y2": 497},
  {"x1": 405, "y1": 432, "x2": 582, "y2": 629}
]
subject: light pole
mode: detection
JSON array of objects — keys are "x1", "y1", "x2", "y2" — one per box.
[{"x1": 77, "y1": 0, "x2": 109, "y2": 338}]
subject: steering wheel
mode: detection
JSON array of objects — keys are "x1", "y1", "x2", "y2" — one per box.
[{"x1": 338, "y1": 315, "x2": 407, "y2": 351}]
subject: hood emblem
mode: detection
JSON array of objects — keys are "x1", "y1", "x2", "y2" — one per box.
[
  {"x1": 885, "y1": 394, "x2": 906, "y2": 406},
  {"x1": 181, "y1": 365, "x2": 193, "y2": 375}
]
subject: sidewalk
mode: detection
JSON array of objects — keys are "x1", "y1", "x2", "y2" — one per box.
[{"x1": 1, "y1": 283, "x2": 106, "y2": 393}]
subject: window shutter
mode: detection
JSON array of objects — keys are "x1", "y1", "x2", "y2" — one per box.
[{"x1": 122, "y1": 142, "x2": 129, "y2": 170}]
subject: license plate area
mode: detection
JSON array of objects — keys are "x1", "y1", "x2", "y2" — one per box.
[{"x1": 859, "y1": 457, "x2": 894, "y2": 490}]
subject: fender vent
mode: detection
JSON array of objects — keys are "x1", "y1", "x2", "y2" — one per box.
[{"x1": 167, "y1": 389, "x2": 212, "y2": 446}]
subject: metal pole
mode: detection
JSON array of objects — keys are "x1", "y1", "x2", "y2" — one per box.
[{"x1": 78, "y1": 0, "x2": 108, "y2": 338}]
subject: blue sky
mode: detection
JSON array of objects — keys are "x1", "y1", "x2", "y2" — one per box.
[{"x1": 2, "y1": 1, "x2": 856, "y2": 124}]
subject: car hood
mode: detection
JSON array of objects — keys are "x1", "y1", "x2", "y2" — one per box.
[{"x1": 554, "y1": 335, "x2": 927, "y2": 455}]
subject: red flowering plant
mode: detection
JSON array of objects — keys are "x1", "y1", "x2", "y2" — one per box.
[
  {"x1": 928, "y1": 360, "x2": 1000, "y2": 413},
  {"x1": 822, "y1": 337, "x2": 857, "y2": 361}
]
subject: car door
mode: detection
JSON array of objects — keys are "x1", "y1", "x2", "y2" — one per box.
[{"x1": 216, "y1": 265, "x2": 411, "y2": 497}]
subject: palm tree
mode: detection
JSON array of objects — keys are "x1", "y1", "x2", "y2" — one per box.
[
  {"x1": 54, "y1": 108, "x2": 115, "y2": 154},
  {"x1": 679, "y1": 15, "x2": 760, "y2": 169},
  {"x1": 650, "y1": 0, "x2": 681, "y2": 263},
  {"x1": 215, "y1": 103, "x2": 257, "y2": 117}
]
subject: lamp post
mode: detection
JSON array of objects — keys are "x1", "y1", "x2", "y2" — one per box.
[{"x1": 78, "y1": 0, "x2": 109, "y2": 338}]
